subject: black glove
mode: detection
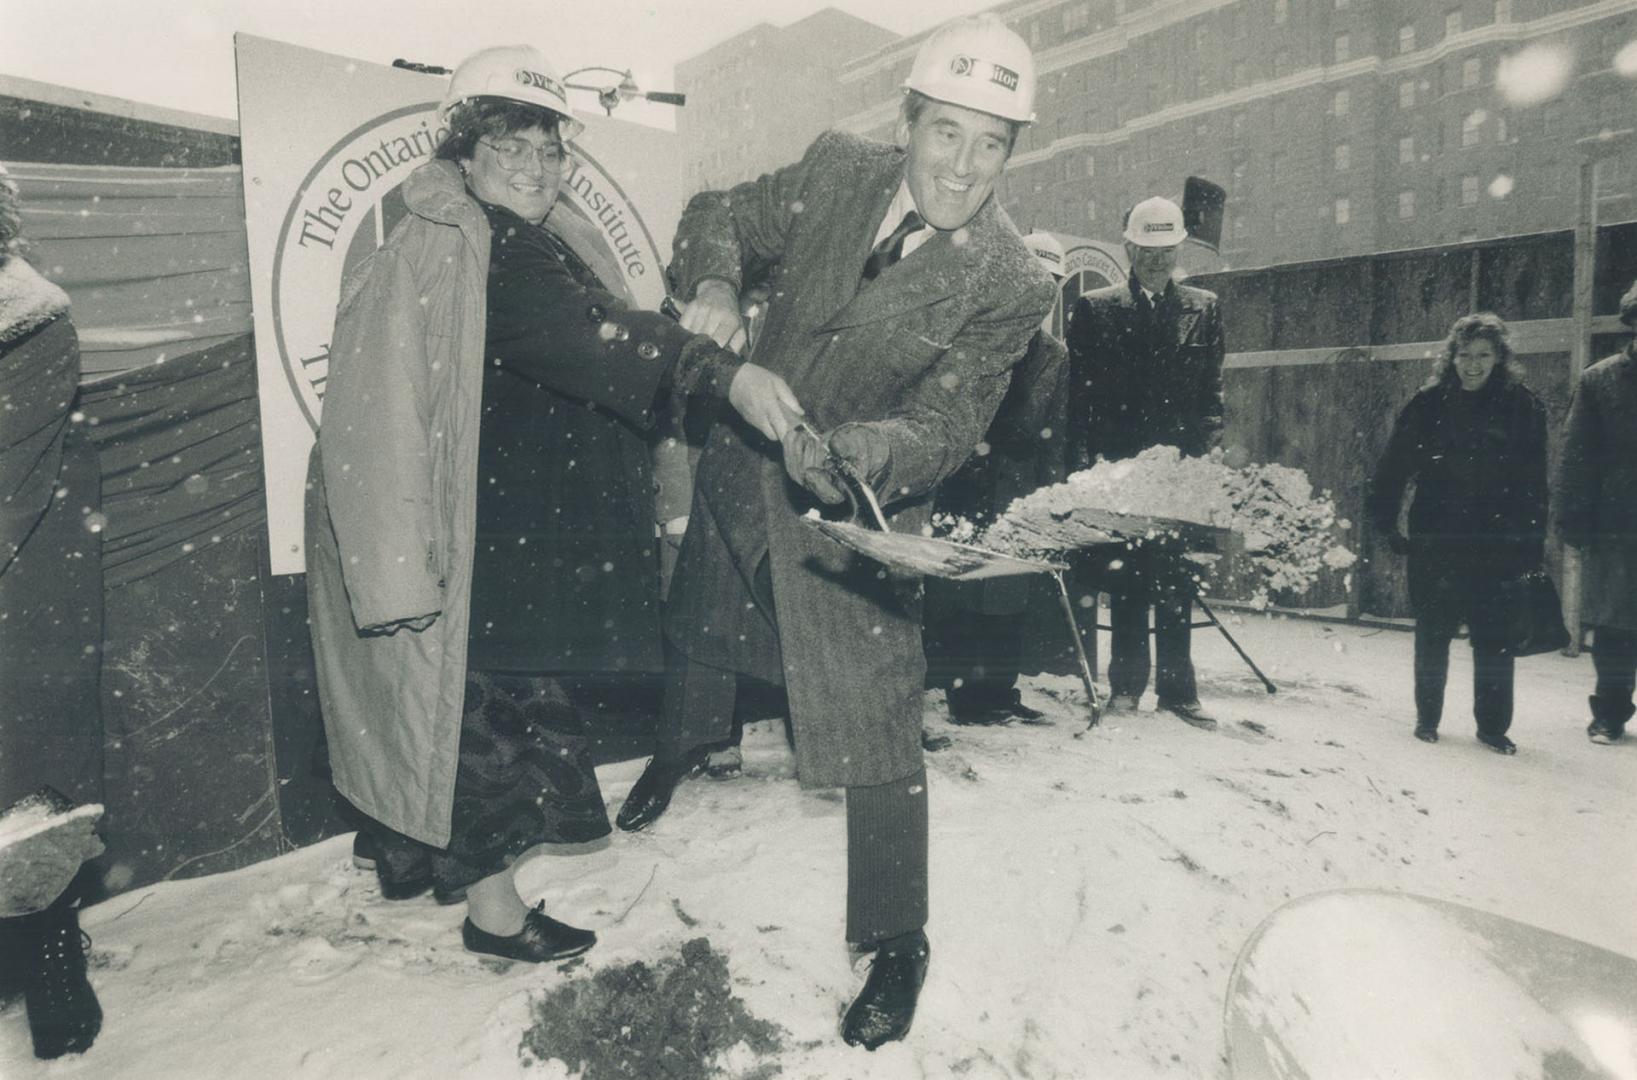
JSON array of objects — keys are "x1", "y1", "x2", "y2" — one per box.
[
  {"x1": 826, "y1": 423, "x2": 892, "y2": 492},
  {"x1": 782, "y1": 423, "x2": 846, "y2": 505},
  {"x1": 1386, "y1": 532, "x2": 1410, "y2": 556}
]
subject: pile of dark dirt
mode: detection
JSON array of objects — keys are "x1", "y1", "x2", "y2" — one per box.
[{"x1": 519, "y1": 936, "x2": 787, "y2": 1079}]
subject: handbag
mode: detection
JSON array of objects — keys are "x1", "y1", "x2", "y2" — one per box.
[{"x1": 1493, "y1": 569, "x2": 1571, "y2": 657}]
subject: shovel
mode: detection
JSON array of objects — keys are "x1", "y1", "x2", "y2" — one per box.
[{"x1": 796, "y1": 426, "x2": 1102, "y2": 728}]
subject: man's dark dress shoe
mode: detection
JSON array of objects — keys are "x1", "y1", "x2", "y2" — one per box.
[
  {"x1": 949, "y1": 690, "x2": 1046, "y2": 727},
  {"x1": 1478, "y1": 732, "x2": 1517, "y2": 755},
  {"x1": 1414, "y1": 724, "x2": 1439, "y2": 743},
  {"x1": 1159, "y1": 699, "x2": 1218, "y2": 730},
  {"x1": 615, "y1": 755, "x2": 700, "y2": 832},
  {"x1": 841, "y1": 930, "x2": 929, "y2": 1050},
  {"x1": 920, "y1": 730, "x2": 954, "y2": 752},
  {"x1": 461, "y1": 903, "x2": 595, "y2": 963},
  {"x1": 351, "y1": 831, "x2": 378, "y2": 870}
]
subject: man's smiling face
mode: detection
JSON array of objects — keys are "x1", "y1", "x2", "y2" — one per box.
[{"x1": 898, "y1": 99, "x2": 1012, "y2": 231}]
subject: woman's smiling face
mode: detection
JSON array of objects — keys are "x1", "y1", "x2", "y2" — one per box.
[{"x1": 461, "y1": 125, "x2": 563, "y2": 225}]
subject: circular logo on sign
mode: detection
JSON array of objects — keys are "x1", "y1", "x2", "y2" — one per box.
[{"x1": 269, "y1": 103, "x2": 665, "y2": 432}]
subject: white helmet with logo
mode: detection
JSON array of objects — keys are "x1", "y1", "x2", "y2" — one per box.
[
  {"x1": 1122, "y1": 196, "x2": 1187, "y2": 248},
  {"x1": 439, "y1": 45, "x2": 584, "y2": 141},
  {"x1": 1021, "y1": 231, "x2": 1065, "y2": 277},
  {"x1": 903, "y1": 14, "x2": 1036, "y2": 124}
]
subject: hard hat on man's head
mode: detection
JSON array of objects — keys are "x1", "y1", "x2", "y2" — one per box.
[
  {"x1": 1021, "y1": 231, "x2": 1065, "y2": 277},
  {"x1": 440, "y1": 45, "x2": 584, "y2": 141},
  {"x1": 903, "y1": 14, "x2": 1036, "y2": 124},
  {"x1": 1123, "y1": 196, "x2": 1188, "y2": 247}
]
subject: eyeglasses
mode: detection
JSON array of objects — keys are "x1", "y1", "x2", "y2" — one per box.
[{"x1": 479, "y1": 138, "x2": 566, "y2": 171}]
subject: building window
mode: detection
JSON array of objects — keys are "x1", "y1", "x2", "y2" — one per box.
[
  {"x1": 1333, "y1": 88, "x2": 1351, "y2": 116},
  {"x1": 1399, "y1": 135, "x2": 1416, "y2": 164},
  {"x1": 1335, "y1": 197, "x2": 1351, "y2": 224},
  {"x1": 1233, "y1": 213, "x2": 1249, "y2": 238},
  {"x1": 1399, "y1": 190, "x2": 1416, "y2": 218},
  {"x1": 1495, "y1": 114, "x2": 1508, "y2": 143},
  {"x1": 1334, "y1": 33, "x2": 1350, "y2": 63},
  {"x1": 1195, "y1": 22, "x2": 1209, "y2": 51},
  {"x1": 1399, "y1": 80, "x2": 1416, "y2": 109},
  {"x1": 1334, "y1": 143, "x2": 1350, "y2": 171},
  {"x1": 1462, "y1": 58, "x2": 1481, "y2": 89},
  {"x1": 1085, "y1": 154, "x2": 1096, "y2": 177},
  {"x1": 1274, "y1": 0, "x2": 1289, "y2": 25},
  {"x1": 1399, "y1": 23, "x2": 1416, "y2": 54},
  {"x1": 1495, "y1": 0, "x2": 1511, "y2": 21},
  {"x1": 1063, "y1": 3, "x2": 1091, "y2": 33},
  {"x1": 1087, "y1": 198, "x2": 1098, "y2": 223},
  {"x1": 1462, "y1": 111, "x2": 1483, "y2": 147},
  {"x1": 1462, "y1": 175, "x2": 1480, "y2": 204},
  {"x1": 1446, "y1": 9, "x2": 1463, "y2": 37}
]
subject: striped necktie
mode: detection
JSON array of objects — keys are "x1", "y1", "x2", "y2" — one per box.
[{"x1": 862, "y1": 210, "x2": 925, "y2": 282}]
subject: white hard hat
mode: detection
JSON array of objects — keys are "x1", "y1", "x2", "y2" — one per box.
[
  {"x1": 439, "y1": 45, "x2": 584, "y2": 141},
  {"x1": 903, "y1": 14, "x2": 1036, "y2": 124},
  {"x1": 1122, "y1": 196, "x2": 1187, "y2": 247},
  {"x1": 1021, "y1": 231, "x2": 1064, "y2": 276}
]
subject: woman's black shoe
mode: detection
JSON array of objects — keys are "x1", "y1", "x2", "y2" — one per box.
[
  {"x1": 615, "y1": 755, "x2": 701, "y2": 832},
  {"x1": 1478, "y1": 732, "x2": 1517, "y2": 755},
  {"x1": 1414, "y1": 724, "x2": 1439, "y2": 743},
  {"x1": 0, "y1": 900, "x2": 102, "y2": 1059},
  {"x1": 841, "y1": 930, "x2": 930, "y2": 1050},
  {"x1": 461, "y1": 903, "x2": 595, "y2": 963}
]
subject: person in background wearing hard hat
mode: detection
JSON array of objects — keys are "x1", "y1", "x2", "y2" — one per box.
[
  {"x1": 614, "y1": 13, "x2": 1054, "y2": 1050},
  {"x1": 924, "y1": 232, "x2": 1069, "y2": 729},
  {"x1": 306, "y1": 44, "x2": 800, "y2": 966},
  {"x1": 1065, "y1": 196, "x2": 1226, "y2": 730}
]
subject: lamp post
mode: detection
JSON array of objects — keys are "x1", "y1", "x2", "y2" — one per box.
[{"x1": 561, "y1": 67, "x2": 686, "y2": 115}]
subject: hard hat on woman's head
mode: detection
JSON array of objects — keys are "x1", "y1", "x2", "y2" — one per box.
[
  {"x1": 1122, "y1": 196, "x2": 1188, "y2": 248},
  {"x1": 440, "y1": 45, "x2": 584, "y2": 140},
  {"x1": 903, "y1": 14, "x2": 1036, "y2": 123}
]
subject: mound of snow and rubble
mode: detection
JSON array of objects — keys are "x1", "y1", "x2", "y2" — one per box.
[
  {"x1": 979, "y1": 446, "x2": 1357, "y2": 608},
  {"x1": 0, "y1": 616, "x2": 1630, "y2": 1079}
]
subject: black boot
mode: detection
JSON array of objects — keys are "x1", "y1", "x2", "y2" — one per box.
[
  {"x1": 0, "y1": 898, "x2": 102, "y2": 1059},
  {"x1": 1587, "y1": 696, "x2": 1634, "y2": 745},
  {"x1": 615, "y1": 754, "x2": 702, "y2": 832},
  {"x1": 841, "y1": 930, "x2": 929, "y2": 1050}
]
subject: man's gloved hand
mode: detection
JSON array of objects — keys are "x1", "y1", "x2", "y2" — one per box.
[
  {"x1": 826, "y1": 423, "x2": 892, "y2": 493},
  {"x1": 1386, "y1": 531, "x2": 1411, "y2": 556},
  {"x1": 782, "y1": 423, "x2": 847, "y2": 505}
]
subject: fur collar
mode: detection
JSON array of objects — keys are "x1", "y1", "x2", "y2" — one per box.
[{"x1": 0, "y1": 257, "x2": 70, "y2": 345}]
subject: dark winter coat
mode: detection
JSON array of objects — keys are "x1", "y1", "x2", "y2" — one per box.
[
  {"x1": 307, "y1": 160, "x2": 716, "y2": 846},
  {"x1": 933, "y1": 327, "x2": 1068, "y2": 615},
  {"x1": 1367, "y1": 372, "x2": 1549, "y2": 617},
  {"x1": 1555, "y1": 343, "x2": 1637, "y2": 630},
  {"x1": 1065, "y1": 275, "x2": 1225, "y2": 468},
  {"x1": 0, "y1": 256, "x2": 104, "y2": 809},
  {"x1": 665, "y1": 130, "x2": 1054, "y2": 788}
]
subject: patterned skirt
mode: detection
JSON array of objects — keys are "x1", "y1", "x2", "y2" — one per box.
[{"x1": 371, "y1": 672, "x2": 611, "y2": 897}]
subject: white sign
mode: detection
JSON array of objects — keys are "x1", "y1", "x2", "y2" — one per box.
[{"x1": 237, "y1": 34, "x2": 681, "y2": 573}]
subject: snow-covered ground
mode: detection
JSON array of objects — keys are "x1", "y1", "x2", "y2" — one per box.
[{"x1": 3, "y1": 613, "x2": 1631, "y2": 1079}]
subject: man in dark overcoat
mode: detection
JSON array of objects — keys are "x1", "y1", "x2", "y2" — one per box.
[
  {"x1": 1557, "y1": 282, "x2": 1637, "y2": 744},
  {"x1": 615, "y1": 14, "x2": 1053, "y2": 1050},
  {"x1": 925, "y1": 232, "x2": 1069, "y2": 726},
  {"x1": 1065, "y1": 195, "x2": 1225, "y2": 728}
]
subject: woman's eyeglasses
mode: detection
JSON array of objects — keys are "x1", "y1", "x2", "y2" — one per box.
[{"x1": 479, "y1": 138, "x2": 566, "y2": 171}]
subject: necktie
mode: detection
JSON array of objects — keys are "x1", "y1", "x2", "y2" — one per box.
[{"x1": 862, "y1": 210, "x2": 925, "y2": 282}]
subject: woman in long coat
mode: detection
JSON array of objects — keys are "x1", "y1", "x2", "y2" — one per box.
[
  {"x1": 1368, "y1": 313, "x2": 1548, "y2": 754},
  {"x1": 306, "y1": 45, "x2": 785, "y2": 962},
  {"x1": 1557, "y1": 283, "x2": 1637, "y2": 744}
]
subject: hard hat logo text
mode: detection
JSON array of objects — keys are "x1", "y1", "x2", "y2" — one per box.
[
  {"x1": 514, "y1": 68, "x2": 564, "y2": 98},
  {"x1": 990, "y1": 64, "x2": 1020, "y2": 92}
]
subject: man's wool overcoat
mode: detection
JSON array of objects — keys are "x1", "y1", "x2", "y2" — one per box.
[
  {"x1": 666, "y1": 130, "x2": 1054, "y2": 789},
  {"x1": 1065, "y1": 276, "x2": 1225, "y2": 467},
  {"x1": 1556, "y1": 343, "x2": 1637, "y2": 630}
]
